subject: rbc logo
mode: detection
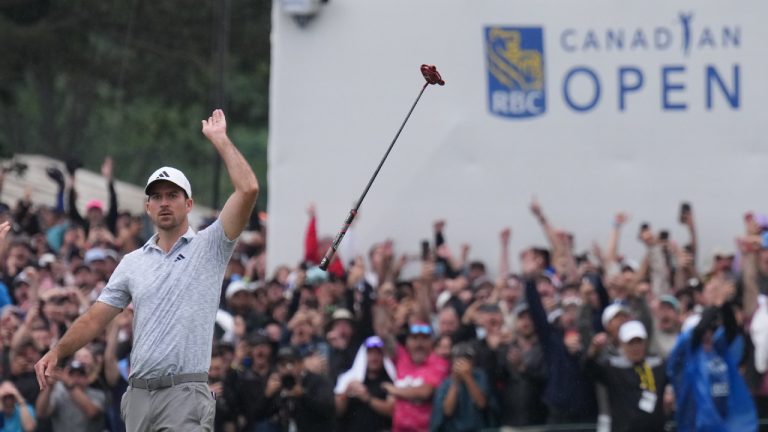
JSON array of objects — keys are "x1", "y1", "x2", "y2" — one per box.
[{"x1": 484, "y1": 26, "x2": 546, "y2": 119}]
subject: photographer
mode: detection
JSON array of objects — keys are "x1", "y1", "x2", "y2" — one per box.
[
  {"x1": 335, "y1": 336, "x2": 394, "y2": 432},
  {"x1": 430, "y1": 342, "x2": 491, "y2": 432},
  {"x1": 264, "y1": 346, "x2": 334, "y2": 432},
  {"x1": 229, "y1": 334, "x2": 280, "y2": 432},
  {"x1": 35, "y1": 349, "x2": 106, "y2": 432},
  {"x1": 0, "y1": 380, "x2": 36, "y2": 431}
]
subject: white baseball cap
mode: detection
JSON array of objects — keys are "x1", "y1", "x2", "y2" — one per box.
[
  {"x1": 145, "y1": 167, "x2": 192, "y2": 198},
  {"x1": 619, "y1": 320, "x2": 648, "y2": 343},
  {"x1": 602, "y1": 303, "x2": 631, "y2": 328},
  {"x1": 225, "y1": 280, "x2": 254, "y2": 300}
]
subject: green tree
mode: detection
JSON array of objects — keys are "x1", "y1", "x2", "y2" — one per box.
[{"x1": 0, "y1": 0, "x2": 271, "y2": 210}]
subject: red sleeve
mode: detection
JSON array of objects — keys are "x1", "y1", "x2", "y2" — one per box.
[{"x1": 305, "y1": 215, "x2": 319, "y2": 263}]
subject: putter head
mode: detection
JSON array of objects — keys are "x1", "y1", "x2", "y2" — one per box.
[{"x1": 420, "y1": 64, "x2": 445, "y2": 86}]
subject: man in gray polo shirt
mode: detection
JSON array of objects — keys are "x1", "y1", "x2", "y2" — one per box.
[{"x1": 34, "y1": 109, "x2": 259, "y2": 431}]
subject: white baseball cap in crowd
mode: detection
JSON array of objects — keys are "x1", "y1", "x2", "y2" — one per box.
[
  {"x1": 225, "y1": 280, "x2": 254, "y2": 300},
  {"x1": 145, "y1": 167, "x2": 192, "y2": 198},
  {"x1": 602, "y1": 303, "x2": 631, "y2": 328},
  {"x1": 619, "y1": 320, "x2": 648, "y2": 343}
]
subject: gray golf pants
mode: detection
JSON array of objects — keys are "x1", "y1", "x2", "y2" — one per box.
[{"x1": 120, "y1": 382, "x2": 215, "y2": 432}]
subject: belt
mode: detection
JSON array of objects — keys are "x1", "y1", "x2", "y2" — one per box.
[{"x1": 129, "y1": 373, "x2": 209, "y2": 391}]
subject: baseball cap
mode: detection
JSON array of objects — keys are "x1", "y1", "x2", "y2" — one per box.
[
  {"x1": 85, "y1": 199, "x2": 104, "y2": 212},
  {"x1": 38, "y1": 253, "x2": 56, "y2": 268},
  {"x1": 513, "y1": 302, "x2": 530, "y2": 317},
  {"x1": 659, "y1": 294, "x2": 680, "y2": 312},
  {"x1": 330, "y1": 308, "x2": 353, "y2": 323},
  {"x1": 276, "y1": 346, "x2": 301, "y2": 363},
  {"x1": 619, "y1": 320, "x2": 648, "y2": 343},
  {"x1": 145, "y1": 167, "x2": 192, "y2": 198},
  {"x1": 364, "y1": 335, "x2": 385, "y2": 350},
  {"x1": 305, "y1": 266, "x2": 329, "y2": 286},
  {"x1": 602, "y1": 303, "x2": 631, "y2": 328},
  {"x1": 245, "y1": 332, "x2": 272, "y2": 347},
  {"x1": 326, "y1": 308, "x2": 354, "y2": 332},
  {"x1": 12, "y1": 272, "x2": 30, "y2": 286},
  {"x1": 562, "y1": 297, "x2": 583, "y2": 308},
  {"x1": 103, "y1": 249, "x2": 119, "y2": 261},
  {"x1": 84, "y1": 248, "x2": 107, "y2": 264},
  {"x1": 225, "y1": 280, "x2": 254, "y2": 299}
]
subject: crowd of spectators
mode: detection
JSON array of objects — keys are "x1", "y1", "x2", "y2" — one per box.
[{"x1": 0, "y1": 156, "x2": 765, "y2": 432}]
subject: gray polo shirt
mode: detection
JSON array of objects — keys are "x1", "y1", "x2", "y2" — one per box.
[{"x1": 98, "y1": 219, "x2": 236, "y2": 378}]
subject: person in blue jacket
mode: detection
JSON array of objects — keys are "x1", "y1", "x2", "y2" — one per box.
[{"x1": 667, "y1": 286, "x2": 757, "y2": 432}]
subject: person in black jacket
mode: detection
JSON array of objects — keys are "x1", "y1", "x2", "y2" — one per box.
[
  {"x1": 525, "y1": 276, "x2": 597, "y2": 424},
  {"x1": 497, "y1": 302, "x2": 548, "y2": 427},
  {"x1": 228, "y1": 334, "x2": 280, "y2": 432},
  {"x1": 264, "y1": 346, "x2": 335, "y2": 432},
  {"x1": 335, "y1": 336, "x2": 393, "y2": 432},
  {"x1": 67, "y1": 157, "x2": 119, "y2": 237},
  {"x1": 585, "y1": 320, "x2": 668, "y2": 432}
]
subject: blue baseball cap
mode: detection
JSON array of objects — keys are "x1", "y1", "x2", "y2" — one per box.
[{"x1": 364, "y1": 336, "x2": 385, "y2": 349}]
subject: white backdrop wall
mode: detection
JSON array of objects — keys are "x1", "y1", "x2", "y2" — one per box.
[{"x1": 267, "y1": 0, "x2": 768, "y2": 277}]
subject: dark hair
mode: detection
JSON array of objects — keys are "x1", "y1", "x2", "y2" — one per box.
[
  {"x1": 532, "y1": 247, "x2": 551, "y2": 268},
  {"x1": 468, "y1": 261, "x2": 486, "y2": 273},
  {"x1": 451, "y1": 342, "x2": 476, "y2": 359},
  {"x1": 212, "y1": 342, "x2": 234, "y2": 357},
  {"x1": 560, "y1": 283, "x2": 580, "y2": 295}
]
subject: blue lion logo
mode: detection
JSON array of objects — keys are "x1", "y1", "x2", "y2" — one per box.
[{"x1": 485, "y1": 27, "x2": 546, "y2": 118}]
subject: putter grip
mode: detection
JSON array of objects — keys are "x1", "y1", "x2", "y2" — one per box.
[{"x1": 319, "y1": 209, "x2": 358, "y2": 271}]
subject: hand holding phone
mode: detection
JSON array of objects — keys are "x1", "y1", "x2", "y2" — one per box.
[
  {"x1": 679, "y1": 202, "x2": 692, "y2": 224},
  {"x1": 420, "y1": 240, "x2": 430, "y2": 261}
]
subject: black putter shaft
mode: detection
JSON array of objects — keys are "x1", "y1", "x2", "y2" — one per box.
[{"x1": 320, "y1": 66, "x2": 443, "y2": 271}]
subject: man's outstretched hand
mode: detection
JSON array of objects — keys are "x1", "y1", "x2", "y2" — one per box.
[
  {"x1": 202, "y1": 109, "x2": 228, "y2": 142},
  {"x1": 34, "y1": 348, "x2": 60, "y2": 391}
]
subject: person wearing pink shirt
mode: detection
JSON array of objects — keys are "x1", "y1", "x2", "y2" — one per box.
[{"x1": 382, "y1": 323, "x2": 450, "y2": 432}]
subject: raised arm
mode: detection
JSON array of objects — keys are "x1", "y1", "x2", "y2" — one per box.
[
  {"x1": 66, "y1": 168, "x2": 86, "y2": 227},
  {"x1": 680, "y1": 203, "x2": 697, "y2": 261},
  {"x1": 499, "y1": 228, "x2": 512, "y2": 279},
  {"x1": 738, "y1": 216, "x2": 762, "y2": 319},
  {"x1": 524, "y1": 278, "x2": 552, "y2": 350},
  {"x1": 530, "y1": 197, "x2": 559, "y2": 250},
  {"x1": 102, "y1": 157, "x2": 119, "y2": 236},
  {"x1": 202, "y1": 109, "x2": 260, "y2": 240},
  {"x1": 606, "y1": 212, "x2": 628, "y2": 271}
]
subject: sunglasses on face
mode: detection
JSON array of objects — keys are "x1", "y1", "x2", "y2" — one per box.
[{"x1": 409, "y1": 324, "x2": 432, "y2": 336}]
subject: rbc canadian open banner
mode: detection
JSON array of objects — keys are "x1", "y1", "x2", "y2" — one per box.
[{"x1": 267, "y1": 0, "x2": 766, "y2": 275}]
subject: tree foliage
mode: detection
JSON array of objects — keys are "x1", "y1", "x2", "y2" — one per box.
[{"x1": 0, "y1": 0, "x2": 271, "y2": 209}]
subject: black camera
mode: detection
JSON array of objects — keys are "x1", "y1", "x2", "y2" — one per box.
[
  {"x1": 69, "y1": 360, "x2": 87, "y2": 376},
  {"x1": 280, "y1": 373, "x2": 296, "y2": 389}
]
